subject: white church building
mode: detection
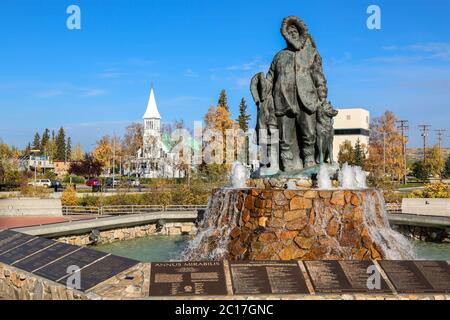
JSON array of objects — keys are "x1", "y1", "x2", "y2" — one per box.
[{"x1": 133, "y1": 88, "x2": 184, "y2": 178}]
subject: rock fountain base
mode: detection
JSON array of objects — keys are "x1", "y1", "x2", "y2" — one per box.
[{"x1": 184, "y1": 187, "x2": 413, "y2": 261}]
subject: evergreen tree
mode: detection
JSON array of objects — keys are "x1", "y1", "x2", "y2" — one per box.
[
  {"x1": 55, "y1": 127, "x2": 66, "y2": 161},
  {"x1": 444, "y1": 154, "x2": 450, "y2": 178},
  {"x1": 32, "y1": 132, "x2": 41, "y2": 152},
  {"x1": 337, "y1": 140, "x2": 355, "y2": 165},
  {"x1": 217, "y1": 89, "x2": 229, "y2": 111},
  {"x1": 237, "y1": 98, "x2": 251, "y2": 132},
  {"x1": 66, "y1": 137, "x2": 72, "y2": 162},
  {"x1": 41, "y1": 129, "x2": 50, "y2": 155},
  {"x1": 353, "y1": 139, "x2": 366, "y2": 167}
]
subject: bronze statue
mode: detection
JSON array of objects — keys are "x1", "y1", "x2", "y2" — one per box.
[{"x1": 251, "y1": 16, "x2": 335, "y2": 176}]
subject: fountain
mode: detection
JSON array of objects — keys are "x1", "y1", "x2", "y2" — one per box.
[
  {"x1": 183, "y1": 163, "x2": 414, "y2": 261},
  {"x1": 183, "y1": 16, "x2": 414, "y2": 262}
]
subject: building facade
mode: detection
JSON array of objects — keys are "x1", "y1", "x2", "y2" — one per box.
[
  {"x1": 332, "y1": 108, "x2": 370, "y2": 161},
  {"x1": 133, "y1": 88, "x2": 184, "y2": 178}
]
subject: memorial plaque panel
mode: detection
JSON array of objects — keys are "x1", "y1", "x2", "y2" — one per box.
[
  {"x1": 0, "y1": 230, "x2": 18, "y2": 242},
  {"x1": 0, "y1": 232, "x2": 35, "y2": 255},
  {"x1": 229, "y1": 261, "x2": 309, "y2": 295},
  {"x1": 14, "y1": 242, "x2": 80, "y2": 272},
  {"x1": 35, "y1": 248, "x2": 107, "y2": 281},
  {"x1": 414, "y1": 261, "x2": 450, "y2": 293},
  {"x1": 379, "y1": 260, "x2": 450, "y2": 293},
  {"x1": 305, "y1": 261, "x2": 391, "y2": 293},
  {"x1": 150, "y1": 261, "x2": 227, "y2": 296},
  {"x1": 57, "y1": 255, "x2": 139, "y2": 291},
  {"x1": 0, "y1": 237, "x2": 55, "y2": 265}
]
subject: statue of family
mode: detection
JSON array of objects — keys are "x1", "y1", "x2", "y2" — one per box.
[{"x1": 251, "y1": 16, "x2": 338, "y2": 176}]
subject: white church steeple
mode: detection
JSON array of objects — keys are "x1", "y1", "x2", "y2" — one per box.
[
  {"x1": 143, "y1": 87, "x2": 161, "y2": 119},
  {"x1": 143, "y1": 87, "x2": 161, "y2": 137}
]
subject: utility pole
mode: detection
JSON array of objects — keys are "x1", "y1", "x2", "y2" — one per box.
[
  {"x1": 383, "y1": 132, "x2": 386, "y2": 174},
  {"x1": 418, "y1": 125, "x2": 431, "y2": 163},
  {"x1": 435, "y1": 129, "x2": 447, "y2": 150},
  {"x1": 112, "y1": 134, "x2": 116, "y2": 189},
  {"x1": 396, "y1": 120, "x2": 409, "y2": 184}
]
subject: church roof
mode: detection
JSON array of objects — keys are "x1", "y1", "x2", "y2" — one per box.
[{"x1": 143, "y1": 88, "x2": 161, "y2": 119}]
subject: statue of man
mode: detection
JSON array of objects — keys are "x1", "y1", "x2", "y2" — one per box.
[{"x1": 266, "y1": 16, "x2": 328, "y2": 170}]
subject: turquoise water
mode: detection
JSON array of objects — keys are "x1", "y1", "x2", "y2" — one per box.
[
  {"x1": 93, "y1": 235, "x2": 190, "y2": 262},
  {"x1": 93, "y1": 235, "x2": 450, "y2": 262}
]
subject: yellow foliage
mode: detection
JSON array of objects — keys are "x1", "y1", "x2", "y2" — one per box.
[
  {"x1": 408, "y1": 182, "x2": 449, "y2": 199},
  {"x1": 61, "y1": 186, "x2": 78, "y2": 206}
]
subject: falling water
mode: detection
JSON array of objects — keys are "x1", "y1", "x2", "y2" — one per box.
[
  {"x1": 338, "y1": 163, "x2": 367, "y2": 189},
  {"x1": 229, "y1": 162, "x2": 249, "y2": 189},
  {"x1": 361, "y1": 189, "x2": 415, "y2": 259},
  {"x1": 182, "y1": 189, "x2": 243, "y2": 260},
  {"x1": 317, "y1": 165, "x2": 332, "y2": 189}
]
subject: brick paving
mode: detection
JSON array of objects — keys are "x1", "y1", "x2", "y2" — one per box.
[{"x1": 0, "y1": 216, "x2": 96, "y2": 230}]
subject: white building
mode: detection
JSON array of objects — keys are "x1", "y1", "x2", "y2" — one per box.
[
  {"x1": 134, "y1": 88, "x2": 184, "y2": 178},
  {"x1": 332, "y1": 108, "x2": 370, "y2": 161}
]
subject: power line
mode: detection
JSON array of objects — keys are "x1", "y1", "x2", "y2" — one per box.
[
  {"x1": 418, "y1": 125, "x2": 431, "y2": 163},
  {"x1": 434, "y1": 129, "x2": 447, "y2": 149},
  {"x1": 396, "y1": 120, "x2": 409, "y2": 184}
]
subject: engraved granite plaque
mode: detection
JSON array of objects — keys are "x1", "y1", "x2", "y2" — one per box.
[
  {"x1": 149, "y1": 261, "x2": 227, "y2": 296},
  {"x1": 0, "y1": 232, "x2": 35, "y2": 255},
  {"x1": 229, "y1": 261, "x2": 309, "y2": 295},
  {"x1": 35, "y1": 248, "x2": 107, "y2": 281},
  {"x1": 305, "y1": 260, "x2": 391, "y2": 293},
  {"x1": 57, "y1": 255, "x2": 139, "y2": 291},
  {"x1": 379, "y1": 260, "x2": 450, "y2": 293},
  {"x1": 13, "y1": 242, "x2": 80, "y2": 272},
  {"x1": 0, "y1": 237, "x2": 55, "y2": 265}
]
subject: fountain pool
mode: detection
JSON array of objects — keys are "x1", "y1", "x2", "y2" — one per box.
[{"x1": 93, "y1": 235, "x2": 450, "y2": 262}]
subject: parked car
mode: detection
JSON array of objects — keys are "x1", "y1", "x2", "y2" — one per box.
[
  {"x1": 105, "y1": 177, "x2": 120, "y2": 188},
  {"x1": 86, "y1": 178, "x2": 101, "y2": 187},
  {"x1": 28, "y1": 179, "x2": 52, "y2": 188}
]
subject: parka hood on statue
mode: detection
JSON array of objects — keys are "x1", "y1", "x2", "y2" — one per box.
[{"x1": 281, "y1": 16, "x2": 314, "y2": 51}]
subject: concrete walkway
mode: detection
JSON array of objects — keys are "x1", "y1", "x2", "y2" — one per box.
[
  {"x1": 13, "y1": 211, "x2": 197, "y2": 237},
  {"x1": 387, "y1": 213, "x2": 450, "y2": 229}
]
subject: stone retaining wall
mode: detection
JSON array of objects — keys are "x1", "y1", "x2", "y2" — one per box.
[
  {"x1": 55, "y1": 222, "x2": 197, "y2": 246},
  {"x1": 394, "y1": 225, "x2": 450, "y2": 242},
  {"x1": 0, "y1": 262, "x2": 96, "y2": 300}
]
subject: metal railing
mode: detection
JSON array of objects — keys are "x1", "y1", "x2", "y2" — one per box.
[{"x1": 62, "y1": 204, "x2": 207, "y2": 216}]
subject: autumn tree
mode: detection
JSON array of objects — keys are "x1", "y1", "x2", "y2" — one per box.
[
  {"x1": 69, "y1": 154, "x2": 103, "y2": 177},
  {"x1": 365, "y1": 111, "x2": 404, "y2": 182},
  {"x1": 93, "y1": 135, "x2": 112, "y2": 172},
  {"x1": 72, "y1": 143, "x2": 84, "y2": 161},
  {"x1": 426, "y1": 145, "x2": 445, "y2": 178},
  {"x1": 122, "y1": 123, "x2": 143, "y2": 158}
]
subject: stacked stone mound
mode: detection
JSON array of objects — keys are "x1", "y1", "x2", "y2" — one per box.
[{"x1": 219, "y1": 188, "x2": 385, "y2": 261}]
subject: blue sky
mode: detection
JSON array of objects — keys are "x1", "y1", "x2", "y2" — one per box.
[{"x1": 0, "y1": 0, "x2": 449, "y2": 150}]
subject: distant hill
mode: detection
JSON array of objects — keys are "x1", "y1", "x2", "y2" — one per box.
[{"x1": 407, "y1": 148, "x2": 450, "y2": 163}]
